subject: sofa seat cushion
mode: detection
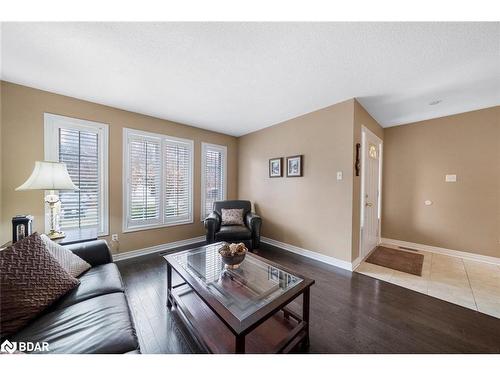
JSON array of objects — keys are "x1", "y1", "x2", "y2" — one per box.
[
  {"x1": 52, "y1": 263, "x2": 125, "y2": 310},
  {"x1": 11, "y1": 292, "x2": 139, "y2": 354},
  {"x1": 215, "y1": 225, "x2": 252, "y2": 241}
]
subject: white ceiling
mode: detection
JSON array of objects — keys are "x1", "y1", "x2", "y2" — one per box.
[{"x1": 1, "y1": 22, "x2": 499, "y2": 136}]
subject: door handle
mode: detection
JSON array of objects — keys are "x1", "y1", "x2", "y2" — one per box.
[{"x1": 365, "y1": 202, "x2": 373, "y2": 207}]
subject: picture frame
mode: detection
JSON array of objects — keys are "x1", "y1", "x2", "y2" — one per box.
[
  {"x1": 269, "y1": 157, "x2": 283, "y2": 178},
  {"x1": 286, "y1": 155, "x2": 303, "y2": 177}
]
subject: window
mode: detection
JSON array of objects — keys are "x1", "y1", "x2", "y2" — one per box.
[
  {"x1": 44, "y1": 113, "x2": 109, "y2": 235},
  {"x1": 123, "y1": 128, "x2": 193, "y2": 231},
  {"x1": 201, "y1": 143, "x2": 227, "y2": 220}
]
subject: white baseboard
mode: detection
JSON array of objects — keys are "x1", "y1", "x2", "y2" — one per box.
[
  {"x1": 113, "y1": 236, "x2": 206, "y2": 261},
  {"x1": 381, "y1": 238, "x2": 500, "y2": 266},
  {"x1": 261, "y1": 236, "x2": 354, "y2": 271}
]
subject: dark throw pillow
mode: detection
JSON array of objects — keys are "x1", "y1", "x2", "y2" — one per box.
[{"x1": 0, "y1": 233, "x2": 80, "y2": 338}]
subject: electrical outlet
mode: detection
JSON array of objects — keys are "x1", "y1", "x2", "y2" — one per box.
[{"x1": 111, "y1": 234, "x2": 119, "y2": 241}]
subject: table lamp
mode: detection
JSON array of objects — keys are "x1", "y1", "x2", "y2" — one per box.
[{"x1": 16, "y1": 161, "x2": 79, "y2": 239}]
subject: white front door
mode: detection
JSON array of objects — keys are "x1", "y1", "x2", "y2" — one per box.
[{"x1": 361, "y1": 127, "x2": 382, "y2": 257}]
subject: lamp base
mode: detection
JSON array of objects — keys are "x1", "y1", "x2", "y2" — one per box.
[{"x1": 47, "y1": 230, "x2": 65, "y2": 240}]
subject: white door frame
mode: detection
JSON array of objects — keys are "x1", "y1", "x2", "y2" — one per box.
[{"x1": 359, "y1": 126, "x2": 383, "y2": 258}]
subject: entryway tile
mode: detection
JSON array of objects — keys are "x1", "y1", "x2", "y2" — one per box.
[
  {"x1": 355, "y1": 246, "x2": 500, "y2": 318},
  {"x1": 356, "y1": 262, "x2": 394, "y2": 282},
  {"x1": 464, "y1": 259, "x2": 500, "y2": 318}
]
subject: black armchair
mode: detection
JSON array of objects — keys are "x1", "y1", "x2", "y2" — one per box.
[{"x1": 204, "y1": 200, "x2": 262, "y2": 250}]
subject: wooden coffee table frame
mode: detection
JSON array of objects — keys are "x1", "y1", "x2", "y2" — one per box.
[{"x1": 165, "y1": 249, "x2": 315, "y2": 354}]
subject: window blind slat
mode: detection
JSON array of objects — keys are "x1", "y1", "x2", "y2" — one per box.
[
  {"x1": 58, "y1": 128, "x2": 100, "y2": 231},
  {"x1": 124, "y1": 130, "x2": 193, "y2": 230},
  {"x1": 202, "y1": 144, "x2": 226, "y2": 219},
  {"x1": 164, "y1": 140, "x2": 191, "y2": 223},
  {"x1": 127, "y1": 137, "x2": 161, "y2": 224}
]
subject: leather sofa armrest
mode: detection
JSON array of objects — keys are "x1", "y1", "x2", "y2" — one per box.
[
  {"x1": 65, "y1": 239, "x2": 113, "y2": 267},
  {"x1": 204, "y1": 212, "x2": 221, "y2": 244}
]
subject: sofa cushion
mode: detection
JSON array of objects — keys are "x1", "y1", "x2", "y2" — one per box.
[
  {"x1": 52, "y1": 263, "x2": 125, "y2": 310},
  {"x1": 215, "y1": 225, "x2": 252, "y2": 241},
  {"x1": 40, "y1": 234, "x2": 91, "y2": 278},
  {"x1": 0, "y1": 233, "x2": 80, "y2": 338},
  {"x1": 11, "y1": 292, "x2": 139, "y2": 354}
]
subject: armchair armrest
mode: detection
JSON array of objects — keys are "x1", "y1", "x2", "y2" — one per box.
[
  {"x1": 65, "y1": 239, "x2": 113, "y2": 267},
  {"x1": 245, "y1": 212, "x2": 262, "y2": 250},
  {"x1": 245, "y1": 212, "x2": 261, "y2": 229},
  {"x1": 204, "y1": 212, "x2": 221, "y2": 244}
]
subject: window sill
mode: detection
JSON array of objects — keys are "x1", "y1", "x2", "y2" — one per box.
[{"x1": 122, "y1": 219, "x2": 194, "y2": 233}]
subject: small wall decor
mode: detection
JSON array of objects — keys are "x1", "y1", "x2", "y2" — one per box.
[
  {"x1": 269, "y1": 157, "x2": 283, "y2": 177},
  {"x1": 355, "y1": 143, "x2": 361, "y2": 176},
  {"x1": 286, "y1": 155, "x2": 303, "y2": 177}
]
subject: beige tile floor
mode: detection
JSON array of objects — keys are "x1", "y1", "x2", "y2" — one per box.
[{"x1": 355, "y1": 245, "x2": 500, "y2": 319}]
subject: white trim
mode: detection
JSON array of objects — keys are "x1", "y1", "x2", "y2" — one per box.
[
  {"x1": 351, "y1": 256, "x2": 364, "y2": 270},
  {"x1": 261, "y1": 236, "x2": 354, "y2": 271},
  {"x1": 122, "y1": 127, "x2": 194, "y2": 232},
  {"x1": 359, "y1": 126, "x2": 383, "y2": 259},
  {"x1": 44, "y1": 113, "x2": 109, "y2": 236},
  {"x1": 351, "y1": 243, "x2": 379, "y2": 271},
  {"x1": 113, "y1": 236, "x2": 206, "y2": 262},
  {"x1": 381, "y1": 238, "x2": 500, "y2": 266},
  {"x1": 200, "y1": 142, "x2": 227, "y2": 221}
]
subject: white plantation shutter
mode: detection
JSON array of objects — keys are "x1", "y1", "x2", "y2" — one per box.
[
  {"x1": 44, "y1": 113, "x2": 109, "y2": 236},
  {"x1": 58, "y1": 128, "x2": 100, "y2": 230},
  {"x1": 127, "y1": 134, "x2": 162, "y2": 227},
  {"x1": 124, "y1": 128, "x2": 193, "y2": 231},
  {"x1": 164, "y1": 139, "x2": 193, "y2": 224},
  {"x1": 201, "y1": 143, "x2": 227, "y2": 220}
]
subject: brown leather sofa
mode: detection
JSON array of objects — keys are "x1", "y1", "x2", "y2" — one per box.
[{"x1": 9, "y1": 240, "x2": 140, "y2": 354}]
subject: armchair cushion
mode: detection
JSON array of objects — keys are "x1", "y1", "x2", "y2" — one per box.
[
  {"x1": 215, "y1": 225, "x2": 252, "y2": 241},
  {"x1": 214, "y1": 200, "x2": 251, "y2": 218}
]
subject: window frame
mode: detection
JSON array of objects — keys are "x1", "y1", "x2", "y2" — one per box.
[
  {"x1": 200, "y1": 142, "x2": 227, "y2": 221},
  {"x1": 123, "y1": 128, "x2": 194, "y2": 233},
  {"x1": 44, "y1": 113, "x2": 109, "y2": 236}
]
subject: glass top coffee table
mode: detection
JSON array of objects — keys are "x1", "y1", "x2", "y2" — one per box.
[{"x1": 164, "y1": 243, "x2": 315, "y2": 353}]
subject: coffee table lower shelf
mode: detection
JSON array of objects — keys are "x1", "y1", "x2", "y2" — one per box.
[{"x1": 170, "y1": 284, "x2": 307, "y2": 353}]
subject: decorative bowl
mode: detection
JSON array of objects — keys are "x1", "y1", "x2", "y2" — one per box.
[{"x1": 218, "y1": 242, "x2": 247, "y2": 269}]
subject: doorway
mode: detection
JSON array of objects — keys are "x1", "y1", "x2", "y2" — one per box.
[{"x1": 360, "y1": 126, "x2": 383, "y2": 258}]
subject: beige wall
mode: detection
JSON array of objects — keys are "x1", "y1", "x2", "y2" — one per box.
[
  {"x1": 382, "y1": 107, "x2": 500, "y2": 258},
  {"x1": 0, "y1": 81, "x2": 238, "y2": 252},
  {"x1": 238, "y1": 100, "x2": 358, "y2": 262},
  {"x1": 352, "y1": 100, "x2": 384, "y2": 260}
]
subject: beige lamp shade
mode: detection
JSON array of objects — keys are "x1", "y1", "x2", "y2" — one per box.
[{"x1": 16, "y1": 161, "x2": 79, "y2": 191}]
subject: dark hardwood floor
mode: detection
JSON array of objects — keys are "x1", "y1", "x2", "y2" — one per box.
[{"x1": 117, "y1": 243, "x2": 500, "y2": 354}]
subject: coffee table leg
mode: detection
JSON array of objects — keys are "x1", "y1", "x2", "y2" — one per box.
[
  {"x1": 235, "y1": 335, "x2": 246, "y2": 353},
  {"x1": 167, "y1": 262, "x2": 173, "y2": 309},
  {"x1": 302, "y1": 287, "x2": 310, "y2": 350}
]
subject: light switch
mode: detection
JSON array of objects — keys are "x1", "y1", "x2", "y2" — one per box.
[
  {"x1": 336, "y1": 171, "x2": 343, "y2": 181},
  {"x1": 445, "y1": 174, "x2": 457, "y2": 182}
]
